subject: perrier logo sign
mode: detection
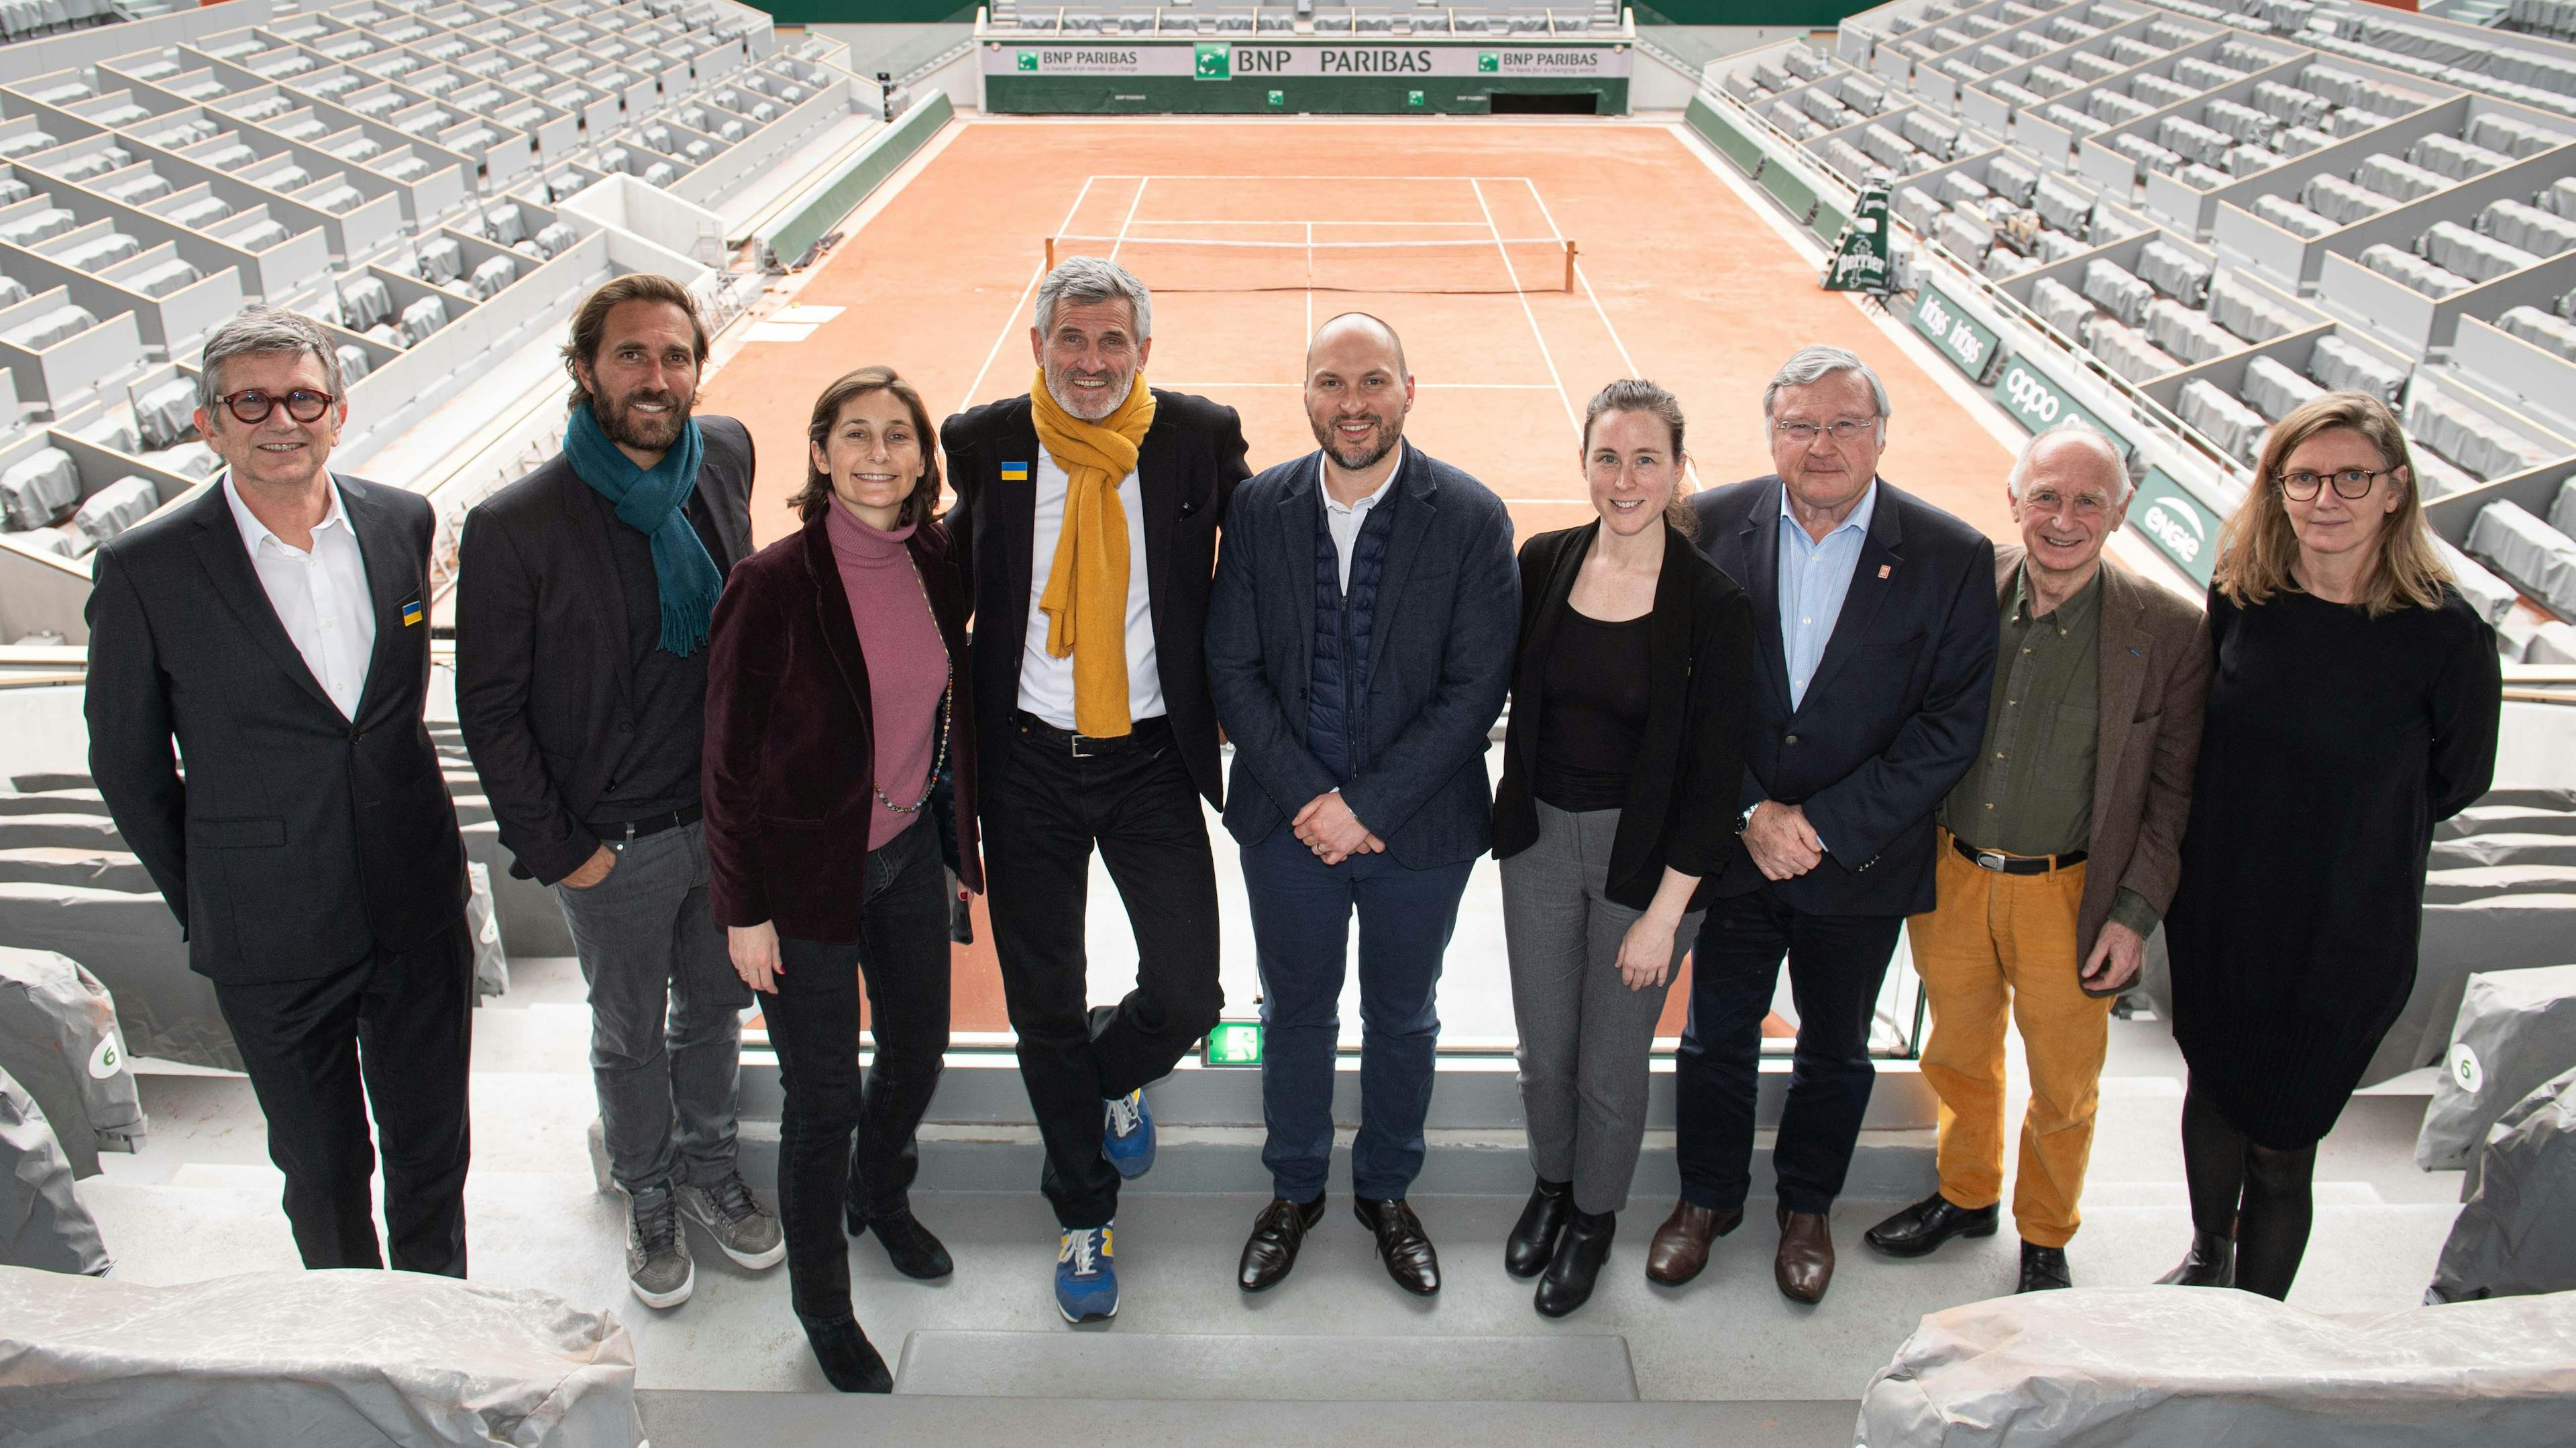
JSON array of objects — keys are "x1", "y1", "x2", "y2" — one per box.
[
  {"x1": 1016, "y1": 50, "x2": 1036, "y2": 70},
  {"x1": 1477, "y1": 52, "x2": 1499, "y2": 72},
  {"x1": 1195, "y1": 42, "x2": 1232, "y2": 80}
]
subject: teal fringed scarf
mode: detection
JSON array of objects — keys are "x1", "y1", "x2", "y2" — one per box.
[{"x1": 565, "y1": 400, "x2": 719, "y2": 656}]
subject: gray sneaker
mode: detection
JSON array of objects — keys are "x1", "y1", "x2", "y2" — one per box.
[
  {"x1": 676, "y1": 1172, "x2": 786, "y2": 1270},
  {"x1": 625, "y1": 1184, "x2": 696, "y2": 1309}
]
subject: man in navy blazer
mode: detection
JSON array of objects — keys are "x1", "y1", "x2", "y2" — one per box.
[
  {"x1": 1205, "y1": 314, "x2": 1517, "y2": 1297},
  {"x1": 1646, "y1": 346, "x2": 1998, "y2": 1305}
]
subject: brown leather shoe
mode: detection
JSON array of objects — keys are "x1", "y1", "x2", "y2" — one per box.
[
  {"x1": 1774, "y1": 1207, "x2": 1835, "y2": 1304},
  {"x1": 1644, "y1": 1200, "x2": 1743, "y2": 1286}
]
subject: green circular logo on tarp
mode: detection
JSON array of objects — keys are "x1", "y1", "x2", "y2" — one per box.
[
  {"x1": 89, "y1": 1034, "x2": 122, "y2": 1080},
  {"x1": 2449, "y1": 1042, "x2": 2484, "y2": 1096}
]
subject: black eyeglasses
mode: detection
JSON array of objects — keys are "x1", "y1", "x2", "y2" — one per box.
[
  {"x1": 219, "y1": 388, "x2": 336, "y2": 425},
  {"x1": 2279, "y1": 467, "x2": 2395, "y2": 501}
]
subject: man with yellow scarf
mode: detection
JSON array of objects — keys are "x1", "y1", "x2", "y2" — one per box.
[{"x1": 942, "y1": 256, "x2": 1253, "y2": 1324}]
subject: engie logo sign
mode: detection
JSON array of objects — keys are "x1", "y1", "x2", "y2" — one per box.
[{"x1": 2133, "y1": 469, "x2": 2219, "y2": 585}]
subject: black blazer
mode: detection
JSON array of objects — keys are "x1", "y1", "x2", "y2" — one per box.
[
  {"x1": 453, "y1": 416, "x2": 755, "y2": 885},
  {"x1": 84, "y1": 476, "x2": 468, "y2": 985},
  {"x1": 1687, "y1": 476, "x2": 1998, "y2": 915},
  {"x1": 1205, "y1": 445, "x2": 1518, "y2": 869},
  {"x1": 941, "y1": 390, "x2": 1251, "y2": 808},
  {"x1": 702, "y1": 506, "x2": 981, "y2": 942},
  {"x1": 1493, "y1": 521, "x2": 1755, "y2": 913}
]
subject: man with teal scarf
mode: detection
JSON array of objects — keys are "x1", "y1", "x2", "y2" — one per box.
[{"x1": 458, "y1": 276, "x2": 780, "y2": 1313}]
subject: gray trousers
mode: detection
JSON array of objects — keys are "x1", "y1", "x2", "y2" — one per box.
[
  {"x1": 553, "y1": 819, "x2": 751, "y2": 1195},
  {"x1": 1501, "y1": 801, "x2": 1703, "y2": 1216}
]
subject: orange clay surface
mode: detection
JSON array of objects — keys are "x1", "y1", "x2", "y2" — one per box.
[{"x1": 700, "y1": 116, "x2": 2018, "y2": 1036}]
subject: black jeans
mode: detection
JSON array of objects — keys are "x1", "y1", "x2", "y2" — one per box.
[
  {"x1": 764, "y1": 818, "x2": 952, "y2": 1323},
  {"x1": 211, "y1": 917, "x2": 474, "y2": 1276},
  {"x1": 1674, "y1": 886, "x2": 1902, "y2": 1216},
  {"x1": 983, "y1": 718, "x2": 1224, "y2": 1229}
]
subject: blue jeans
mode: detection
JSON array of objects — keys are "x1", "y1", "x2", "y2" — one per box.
[{"x1": 1240, "y1": 826, "x2": 1473, "y2": 1203}]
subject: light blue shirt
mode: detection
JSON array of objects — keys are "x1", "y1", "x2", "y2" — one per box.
[{"x1": 1777, "y1": 478, "x2": 1878, "y2": 712}]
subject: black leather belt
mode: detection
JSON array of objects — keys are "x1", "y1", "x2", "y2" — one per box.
[
  {"x1": 592, "y1": 803, "x2": 702, "y2": 845},
  {"x1": 1952, "y1": 835, "x2": 2086, "y2": 875},
  {"x1": 1012, "y1": 710, "x2": 1170, "y2": 759}
]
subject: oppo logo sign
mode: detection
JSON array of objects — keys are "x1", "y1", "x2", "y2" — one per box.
[{"x1": 2001, "y1": 365, "x2": 2061, "y2": 423}]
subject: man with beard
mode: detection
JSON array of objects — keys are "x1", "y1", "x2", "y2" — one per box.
[
  {"x1": 457, "y1": 275, "x2": 780, "y2": 1311},
  {"x1": 1203, "y1": 313, "x2": 1515, "y2": 1296},
  {"x1": 941, "y1": 256, "x2": 1251, "y2": 1323}
]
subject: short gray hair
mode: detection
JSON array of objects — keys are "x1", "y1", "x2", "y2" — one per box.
[
  {"x1": 1035, "y1": 254, "x2": 1152, "y2": 341},
  {"x1": 1762, "y1": 344, "x2": 1891, "y2": 423},
  {"x1": 199, "y1": 304, "x2": 344, "y2": 417},
  {"x1": 2008, "y1": 419, "x2": 2138, "y2": 504}
]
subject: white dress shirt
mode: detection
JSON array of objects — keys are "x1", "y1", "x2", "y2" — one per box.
[
  {"x1": 1319, "y1": 442, "x2": 1401, "y2": 595},
  {"x1": 225, "y1": 474, "x2": 376, "y2": 721},
  {"x1": 1017, "y1": 447, "x2": 1165, "y2": 731}
]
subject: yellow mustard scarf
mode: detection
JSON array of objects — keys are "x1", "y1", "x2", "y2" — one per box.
[{"x1": 1030, "y1": 366, "x2": 1157, "y2": 738}]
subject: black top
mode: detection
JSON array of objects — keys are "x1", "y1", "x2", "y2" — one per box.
[
  {"x1": 1534, "y1": 608, "x2": 1650, "y2": 814},
  {"x1": 1493, "y1": 521, "x2": 1755, "y2": 913},
  {"x1": 84, "y1": 477, "x2": 468, "y2": 987},
  {"x1": 2165, "y1": 583, "x2": 2499, "y2": 1149},
  {"x1": 589, "y1": 485, "x2": 727, "y2": 822}
]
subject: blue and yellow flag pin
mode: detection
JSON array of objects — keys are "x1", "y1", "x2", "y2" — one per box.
[
  {"x1": 1001, "y1": 461, "x2": 1030, "y2": 482},
  {"x1": 401, "y1": 599, "x2": 425, "y2": 627}
]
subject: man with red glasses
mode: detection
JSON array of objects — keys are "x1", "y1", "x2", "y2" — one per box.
[{"x1": 86, "y1": 305, "x2": 476, "y2": 1276}]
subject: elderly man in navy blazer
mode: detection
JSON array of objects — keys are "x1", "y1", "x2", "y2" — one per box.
[
  {"x1": 1206, "y1": 313, "x2": 1517, "y2": 1297},
  {"x1": 1647, "y1": 345, "x2": 1998, "y2": 1305}
]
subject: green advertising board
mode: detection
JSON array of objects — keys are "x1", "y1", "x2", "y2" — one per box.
[
  {"x1": 1990, "y1": 353, "x2": 2127, "y2": 447},
  {"x1": 2130, "y1": 467, "x2": 2221, "y2": 586},
  {"x1": 1907, "y1": 284, "x2": 2000, "y2": 383},
  {"x1": 984, "y1": 40, "x2": 1629, "y2": 113}
]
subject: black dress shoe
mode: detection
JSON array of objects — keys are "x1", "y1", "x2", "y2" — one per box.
[
  {"x1": 1354, "y1": 1196, "x2": 1440, "y2": 1296},
  {"x1": 865, "y1": 1211, "x2": 955, "y2": 1280},
  {"x1": 1506, "y1": 1179, "x2": 1573, "y2": 1280},
  {"x1": 1862, "y1": 1191, "x2": 2000, "y2": 1259},
  {"x1": 1238, "y1": 1193, "x2": 1326, "y2": 1292},
  {"x1": 2017, "y1": 1240, "x2": 2072, "y2": 1292},
  {"x1": 1534, "y1": 1207, "x2": 1615, "y2": 1318},
  {"x1": 798, "y1": 1315, "x2": 894, "y2": 1393},
  {"x1": 2155, "y1": 1230, "x2": 2236, "y2": 1287}
]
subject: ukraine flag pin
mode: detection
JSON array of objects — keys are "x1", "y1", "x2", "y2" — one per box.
[
  {"x1": 1002, "y1": 461, "x2": 1030, "y2": 482},
  {"x1": 402, "y1": 599, "x2": 425, "y2": 627}
]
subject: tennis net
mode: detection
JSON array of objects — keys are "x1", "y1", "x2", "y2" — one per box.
[{"x1": 1046, "y1": 233, "x2": 1576, "y2": 294}]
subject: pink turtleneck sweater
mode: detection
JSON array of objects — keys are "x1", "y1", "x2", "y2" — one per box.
[{"x1": 825, "y1": 496, "x2": 949, "y2": 852}]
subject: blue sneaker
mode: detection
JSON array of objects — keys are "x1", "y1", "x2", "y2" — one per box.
[
  {"x1": 1102, "y1": 1089, "x2": 1155, "y2": 1179},
  {"x1": 1055, "y1": 1225, "x2": 1118, "y2": 1323}
]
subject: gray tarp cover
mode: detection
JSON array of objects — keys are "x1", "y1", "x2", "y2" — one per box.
[
  {"x1": 0, "y1": 1266, "x2": 643, "y2": 1447},
  {"x1": 0, "y1": 881, "x2": 236, "y2": 1070},
  {"x1": 1856, "y1": 1284, "x2": 2576, "y2": 1446},
  {"x1": 2418, "y1": 964, "x2": 2576, "y2": 1170},
  {"x1": 2363, "y1": 893, "x2": 2576, "y2": 1087},
  {"x1": 2431, "y1": 1069, "x2": 2576, "y2": 1303},
  {"x1": 0, "y1": 946, "x2": 144, "y2": 1177},
  {"x1": 0, "y1": 1067, "x2": 108, "y2": 1275}
]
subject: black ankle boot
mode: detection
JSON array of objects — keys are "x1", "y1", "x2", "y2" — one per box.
[
  {"x1": 868, "y1": 1211, "x2": 956, "y2": 1280},
  {"x1": 1506, "y1": 1178, "x2": 1574, "y2": 1280},
  {"x1": 1534, "y1": 1207, "x2": 1615, "y2": 1319},
  {"x1": 799, "y1": 1315, "x2": 894, "y2": 1393},
  {"x1": 2155, "y1": 1231, "x2": 2236, "y2": 1288}
]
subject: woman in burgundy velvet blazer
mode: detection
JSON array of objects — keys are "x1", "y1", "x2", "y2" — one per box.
[{"x1": 701, "y1": 366, "x2": 978, "y2": 1394}]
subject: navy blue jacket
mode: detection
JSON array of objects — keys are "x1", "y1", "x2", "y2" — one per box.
[
  {"x1": 1688, "y1": 475, "x2": 1998, "y2": 915},
  {"x1": 1206, "y1": 445, "x2": 1518, "y2": 870}
]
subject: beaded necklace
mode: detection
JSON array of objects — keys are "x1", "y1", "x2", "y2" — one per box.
[{"x1": 875, "y1": 549, "x2": 953, "y2": 816}]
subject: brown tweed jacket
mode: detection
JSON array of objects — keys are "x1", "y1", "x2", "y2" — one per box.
[{"x1": 1994, "y1": 545, "x2": 2213, "y2": 963}]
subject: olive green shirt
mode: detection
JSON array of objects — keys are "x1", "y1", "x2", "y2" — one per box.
[{"x1": 1939, "y1": 565, "x2": 2158, "y2": 938}]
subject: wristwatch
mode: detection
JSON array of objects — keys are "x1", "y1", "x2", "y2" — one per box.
[{"x1": 1737, "y1": 803, "x2": 1760, "y2": 834}]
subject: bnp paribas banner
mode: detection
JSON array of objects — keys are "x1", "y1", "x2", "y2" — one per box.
[{"x1": 984, "y1": 42, "x2": 1633, "y2": 78}]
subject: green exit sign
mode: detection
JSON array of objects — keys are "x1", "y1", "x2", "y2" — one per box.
[{"x1": 1203, "y1": 1021, "x2": 1263, "y2": 1067}]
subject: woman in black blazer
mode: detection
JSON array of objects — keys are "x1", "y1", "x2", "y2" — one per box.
[
  {"x1": 702, "y1": 366, "x2": 979, "y2": 1393},
  {"x1": 1493, "y1": 380, "x2": 1756, "y2": 1317}
]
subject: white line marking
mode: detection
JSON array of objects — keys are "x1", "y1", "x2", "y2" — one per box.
[
  {"x1": 1303, "y1": 220, "x2": 1313, "y2": 339},
  {"x1": 957, "y1": 174, "x2": 1099, "y2": 416},
  {"x1": 1158, "y1": 382, "x2": 1567, "y2": 389},
  {"x1": 1106, "y1": 219, "x2": 1497, "y2": 227},
  {"x1": 1089, "y1": 174, "x2": 1542, "y2": 182},
  {"x1": 1511, "y1": 176, "x2": 1699, "y2": 484},
  {"x1": 1108, "y1": 175, "x2": 1147, "y2": 261},
  {"x1": 1470, "y1": 177, "x2": 1578, "y2": 441}
]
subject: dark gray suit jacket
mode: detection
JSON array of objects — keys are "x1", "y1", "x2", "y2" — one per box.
[
  {"x1": 1689, "y1": 475, "x2": 1998, "y2": 917},
  {"x1": 1205, "y1": 445, "x2": 1517, "y2": 869},
  {"x1": 85, "y1": 476, "x2": 468, "y2": 985}
]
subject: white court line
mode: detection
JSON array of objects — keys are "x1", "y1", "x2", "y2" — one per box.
[
  {"x1": 1159, "y1": 382, "x2": 1566, "y2": 389},
  {"x1": 1108, "y1": 175, "x2": 1148, "y2": 262},
  {"x1": 1106, "y1": 219, "x2": 1496, "y2": 227},
  {"x1": 955, "y1": 174, "x2": 1102, "y2": 416},
  {"x1": 1303, "y1": 221, "x2": 1313, "y2": 339},
  {"x1": 1511, "y1": 176, "x2": 1707, "y2": 487},
  {"x1": 1095, "y1": 174, "x2": 1541, "y2": 182},
  {"x1": 1470, "y1": 176, "x2": 1579, "y2": 440}
]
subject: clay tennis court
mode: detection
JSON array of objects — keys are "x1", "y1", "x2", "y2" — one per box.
[{"x1": 697, "y1": 115, "x2": 2019, "y2": 1036}]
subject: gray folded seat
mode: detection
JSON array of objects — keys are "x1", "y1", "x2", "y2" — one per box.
[
  {"x1": 0, "y1": 1067, "x2": 109, "y2": 1275},
  {"x1": 2418, "y1": 964, "x2": 2576, "y2": 1170},
  {"x1": 0, "y1": 948, "x2": 142, "y2": 1178}
]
